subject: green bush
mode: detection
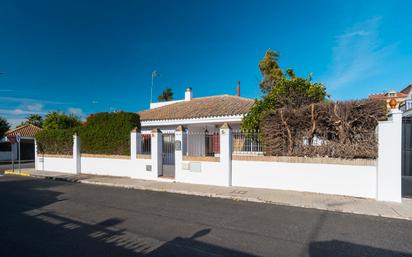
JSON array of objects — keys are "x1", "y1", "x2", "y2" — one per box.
[
  {"x1": 80, "y1": 112, "x2": 140, "y2": 155},
  {"x1": 36, "y1": 128, "x2": 78, "y2": 155}
]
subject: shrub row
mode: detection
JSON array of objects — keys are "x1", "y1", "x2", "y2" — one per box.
[
  {"x1": 80, "y1": 112, "x2": 140, "y2": 155},
  {"x1": 36, "y1": 112, "x2": 140, "y2": 155},
  {"x1": 261, "y1": 99, "x2": 387, "y2": 159},
  {"x1": 36, "y1": 128, "x2": 78, "y2": 155}
]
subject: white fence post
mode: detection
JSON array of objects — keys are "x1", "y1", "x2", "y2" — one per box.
[
  {"x1": 377, "y1": 109, "x2": 402, "y2": 202},
  {"x1": 151, "y1": 128, "x2": 162, "y2": 177},
  {"x1": 73, "y1": 134, "x2": 81, "y2": 174},
  {"x1": 130, "y1": 128, "x2": 140, "y2": 160},
  {"x1": 174, "y1": 126, "x2": 184, "y2": 181},
  {"x1": 220, "y1": 123, "x2": 232, "y2": 186},
  {"x1": 34, "y1": 139, "x2": 38, "y2": 171}
]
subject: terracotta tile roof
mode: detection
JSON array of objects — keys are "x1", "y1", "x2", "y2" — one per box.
[
  {"x1": 401, "y1": 84, "x2": 412, "y2": 95},
  {"x1": 368, "y1": 92, "x2": 407, "y2": 100},
  {"x1": 139, "y1": 95, "x2": 255, "y2": 121},
  {"x1": 6, "y1": 124, "x2": 42, "y2": 138}
]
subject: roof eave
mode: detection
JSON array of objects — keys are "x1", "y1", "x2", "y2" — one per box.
[{"x1": 141, "y1": 114, "x2": 245, "y2": 127}]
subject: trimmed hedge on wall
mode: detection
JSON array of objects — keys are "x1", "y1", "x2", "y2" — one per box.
[
  {"x1": 80, "y1": 112, "x2": 140, "y2": 155},
  {"x1": 36, "y1": 128, "x2": 78, "y2": 155},
  {"x1": 261, "y1": 99, "x2": 387, "y2": 159}
]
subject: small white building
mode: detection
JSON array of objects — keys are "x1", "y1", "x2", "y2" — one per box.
[{"x1": 0, "y1": 124, "x2": 42, "y2": 162}]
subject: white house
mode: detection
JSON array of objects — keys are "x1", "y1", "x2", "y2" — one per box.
[
  {"x1": 138, "y1": 88, "x2": 255, "y2": 176},
  {"x1": 139, "y1": 87, "x2": 254, "y2": 133}
]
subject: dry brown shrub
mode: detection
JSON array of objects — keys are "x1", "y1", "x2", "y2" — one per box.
[{"x1": 261, "y1": 99, "x2": 387, "y2": 159}]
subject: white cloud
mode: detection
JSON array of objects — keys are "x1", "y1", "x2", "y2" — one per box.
[
  {"x1": 0, "y1": 96, "x2": 69, "y2": 105},
  {"x1": 0, "y1": 108, "x2": 44, "y2": 115},
  {"x1": 68, "y1": 107, "x2": 86, "y2": 118},
  {"x1": 5, "y1": 118, "x2": 26, "y2": 128},
  {"x1": 323, "y1": 17, "x2": 397, "y2": 89},
  {"x1": 336, "y1": 30, "x2": 369, "y2": 39},
  {"x1": 25, "y1": 103, "x2": 44, "y2": 112}
]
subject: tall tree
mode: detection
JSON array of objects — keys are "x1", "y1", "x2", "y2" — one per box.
[
  {"x1": 0, "y1": 116, "x2": 10, "y2": 138},
  {"x1": 43, "y1": 112, "x2": 82, "y2": 130},
  {"x1": 158, "y1": 88, "x2": 174, "y2": 102},
  {"x1": 259, "y1": 50, "x2": 284, "y2": 93},
  {"x1": 18, "y1": 114, "x2": 43, "y2": 128},
  {"x1": 242, "y1": 53, "x2": 328, "y2": 131}
]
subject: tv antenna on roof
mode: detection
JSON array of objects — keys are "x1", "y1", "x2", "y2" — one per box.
[{"x1": 151, "y1": 70, "x2": 159, "y2": 103}]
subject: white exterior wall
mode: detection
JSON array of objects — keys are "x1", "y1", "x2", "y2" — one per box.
[
  {"x1": 176, "y1": 160, "x2": 227, "y2": 186},
  {"x1": 232, "y1": 160, "x2": 377, "y2": 198},
  {"x1": 39, "y1": 156, "x2": 77, "y2": 174},
  {"x1": 0, "y1": 145, "x2": 17, "y2": 161},
  {"x1": 80, "y1": 157, "x2": 152, "y2": 179},
  {"x1": 0, "y1": 151, "x2": 14, "y2": 161}
]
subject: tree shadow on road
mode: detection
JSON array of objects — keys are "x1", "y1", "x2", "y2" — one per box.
[{"x1": 0, "y1": 176, "x2": 257, "y2": 257}]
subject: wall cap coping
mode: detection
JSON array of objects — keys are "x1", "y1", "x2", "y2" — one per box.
[
  {"x1": 175, "y1": 125, "x2": 184, "y2": 132},
  {"x1": 232, "y1": 155, "x2": 376, "y2": 166},
  {"x1": 81, "y1": 153, "x2": 130, "y2": 159},
  {"x1": 151, "y1": 128, "x2": 162, "y2": 133},
  {"x1": 183, "y1": 156, "x2": 220, "y2": 162},
  {"x1": 136, "y1": 154, "x2": 151, "y2": 159},
  {"x1": 41, "y1": 154, "x2": 73, "y2": 159},
  {"x1": 220, "y1": 123, "x2": 231, "y2": 129}
]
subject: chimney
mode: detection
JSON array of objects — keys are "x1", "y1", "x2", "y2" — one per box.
[
  {"x1": 236, "y1": 81, "x2": 240, "y2": 97},
  {"x1": 185, "y1": 87, "x2": 192, "y2": 101}
]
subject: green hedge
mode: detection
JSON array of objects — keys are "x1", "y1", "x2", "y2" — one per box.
[
  {"x1": 36, "y1": 128, "x2": 78, "y2": 155},
  {"x1": 80, "y1": 112, "x2": 140, "y2": 155}
]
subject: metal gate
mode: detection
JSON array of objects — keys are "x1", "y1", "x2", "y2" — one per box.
[
  {"x1": 402, "y1": 117, "x2": 412, "y2": 176},
  {"x1": 162, "y1": 133, "x2": 175, "y2": 177}
]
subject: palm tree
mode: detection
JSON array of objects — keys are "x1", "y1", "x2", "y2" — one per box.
[
  {"x1": 17, "y1": 114, "x2": 43, "y2": 128},
  {"x1": 158, "y1": 88, "x2": 174, "y2": 102}
]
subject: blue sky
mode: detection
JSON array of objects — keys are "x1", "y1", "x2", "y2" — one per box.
[{"x1": 1, "y1": 0, "x2": 412, "y2": 126}]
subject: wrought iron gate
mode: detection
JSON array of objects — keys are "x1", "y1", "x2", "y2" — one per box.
[
  {"x1": 402, "y1": 117, "x2": 412, "y2": 176},
  {"x1": 162, "y1": 133, "x2": 175, "y2": 177}
]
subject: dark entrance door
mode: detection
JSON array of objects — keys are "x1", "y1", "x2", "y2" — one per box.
[
  {"x1": 162, "y1": 133, "x2": 175, "y2": 177},
  {"x1": 402, "y1": 117, "x2": 412, "y2": 176}
]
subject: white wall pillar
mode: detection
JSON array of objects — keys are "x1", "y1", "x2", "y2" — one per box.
[
  {"x1": 73, "y1": 134, "x2": 81, "y2": 174},
  {"x1": 34, "y1": 139, "x2": 38, "y2": 170},
  {"x1": 151, "y1": 128, "x2": 162, "y2": 177},
  {"x1": 174, "y1": 126, "x2": 184, "y2": 181},
  {"x1": 377, "y1": 109, "x2": 402, "y2": 202},
  {"x1": 136, "y1": 133, "x2": 142, "y2": 155},
  {"x1": 220, "y1": 123, "x2": 232, "y2": 186},
  {"x1": 130, "y1": 129, "x2": 141, "y2": 160}
]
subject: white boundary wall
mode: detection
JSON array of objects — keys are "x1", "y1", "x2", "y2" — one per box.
[
  {"x1": 36, "y1": 109, "x2": 403, "y2": 202},
  {"x1": 176, "y1": 160, "x2": 226, "y2": 186},
  {"x1": 232, "y1": 161, "x2": 377, "y2": 198},
  {"x1": 81, "y1": 157, "x2": 153, "y2": 179},
  {"x1": 39, "y1": 156, "x2": 77, "y2": 174}
]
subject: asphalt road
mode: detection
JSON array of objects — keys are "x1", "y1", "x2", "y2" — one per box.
[{"x1": 1, "y1": 175, "x2": 411, "y2": 257}]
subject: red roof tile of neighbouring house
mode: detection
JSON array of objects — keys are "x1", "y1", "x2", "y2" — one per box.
[
  {"x1": 368, "y1": 84, "x2": 412, "y2": 100},
  {"x1": 138, "y1": 95, "x2": 255, "y2": 121},
  {"x1": 368, "y1": 91, "x2": 407, "y2": 100},
  {"x1": 400, "y1": 84, "x2": 412, "y2": 95},
  {"x1": 6, "y1": 124, "x2": 42, "y2": 138}
]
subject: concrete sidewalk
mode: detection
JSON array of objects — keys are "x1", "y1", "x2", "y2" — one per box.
[{"x1": 7, "y1": 168, "x2": 412, "y2": 221}]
